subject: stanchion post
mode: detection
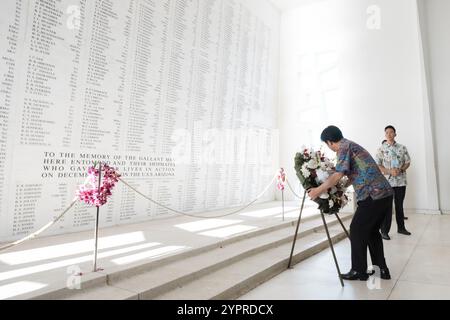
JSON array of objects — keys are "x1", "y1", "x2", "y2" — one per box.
[{"x1": 93, "y1": 162, "x2": 102, "y2": 272}]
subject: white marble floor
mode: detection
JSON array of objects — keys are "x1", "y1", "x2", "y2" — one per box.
[{"x1": 240, "y1": 213, "x2": 450, "y2": 300}]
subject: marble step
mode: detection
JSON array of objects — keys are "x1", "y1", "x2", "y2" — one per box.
[
  {"x1": 103, "y1": 209, "x2": 322, "y2": 284},
  {"x1": 155, "y1": 225, "x2": 348, "y2": 300},
  {"x1": 25, "y1": 208, "x2": 318, "y2": 299},
  {"x1": 61, "y1": 213, "x2": 351, "y2": 300}
]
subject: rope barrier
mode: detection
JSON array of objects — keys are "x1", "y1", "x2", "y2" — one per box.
[
  {"x1": 0, "y1": 197, "x2": 78, "y2": 252},
  {"x1": 0, "y1": 169, "x2": 297, "y2": 252},
  {"x1": 118, "y1": 174, "x2": 277, "y2": 219},
  {"x1": 286, "y1": 177, "x2": 305, "y2": 200}
]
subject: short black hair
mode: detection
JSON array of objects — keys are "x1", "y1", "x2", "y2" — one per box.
[
  {"x1": 385, "y1": 125, "x2": 396, "y2": 133},
  {"x1": 320, "y1": 126, "x2": 344, "y2": 143}
]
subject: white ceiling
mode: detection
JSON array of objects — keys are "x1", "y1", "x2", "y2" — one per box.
[{"x1": 268, "y1": 0, "x2": 325, "y2": 12}]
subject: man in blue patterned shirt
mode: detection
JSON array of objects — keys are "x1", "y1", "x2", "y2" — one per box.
[{"x1": 308, "y1": 126, "x2": 394, "y2": 281}]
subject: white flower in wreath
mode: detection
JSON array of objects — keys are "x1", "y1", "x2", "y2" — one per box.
[
  {"x1": 301, "y1": 163, "x2": 310, "y2": 178},
  {"x1": 330, "y1": 186, "x2": 338, "y2": 194},
  {"x1": 319, "y1": 193, "x2": 329, "y2": 199},
  {"x1": 341, "y1": 196, "x2": 348, "y2": 207},
  {"x1": 319, "y1": 162, "x2": 328, "y2": 170},
  {"x1": 338, "y1": 176, "x2": 349, "y2": 188},
  {"x1": 315, "y1": 169, "x2": 329, "y2": 183},
  {"x1": 329, "y1": 200, "x2": 334, "y2": 208},
  {"x1": 307, "y1": 159, "x2": 318, "y2": 169}
]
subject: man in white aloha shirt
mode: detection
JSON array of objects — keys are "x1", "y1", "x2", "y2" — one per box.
[{"x1": 376, "y1": 125, "x2": 412, "y2": 240}]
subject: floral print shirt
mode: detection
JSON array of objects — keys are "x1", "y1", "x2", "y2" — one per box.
[
  {"x1": 375, "y1": 141, "x2": 411, "y2": 187},
  {"x1": 335, "y1": 139, "x2": 393, "y2": 202}
]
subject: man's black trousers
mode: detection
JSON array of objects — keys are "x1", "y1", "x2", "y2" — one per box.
[
  {"x1": 350, "y1": 195, "x2": 393, "y2": 273},
  {"x1": 381, "y1": 186, "x2": 406, "y2": 234}
]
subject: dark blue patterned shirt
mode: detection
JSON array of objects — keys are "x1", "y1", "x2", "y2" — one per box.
[{"x1": 335, "y1": 139, "x2": 393, "y2": 202}]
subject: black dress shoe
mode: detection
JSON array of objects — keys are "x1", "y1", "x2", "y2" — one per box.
[
  {"x1": 404, "y1": 217, "x2": 408, "y2": 220},
  {"x1": 380, "y1": 268, "x2": 391, "y2": 280},
  {"x1": 341, "y1": 270, "x2": 369, "y2": 281},
  {"x1": 380, "y1": 232, "x2": 391, "y2": 240},
  {"x1": 398, "y1": 229, "x2": 411, "y2": 235}
]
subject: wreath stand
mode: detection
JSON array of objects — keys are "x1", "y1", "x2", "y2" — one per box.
[{"x1": 287, "y1": 190, "x2": 350, "y2": 287}]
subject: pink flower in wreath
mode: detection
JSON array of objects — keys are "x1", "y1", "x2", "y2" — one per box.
[{"x1": 76, "y1": 163, "x2": 121, "y2": 207}]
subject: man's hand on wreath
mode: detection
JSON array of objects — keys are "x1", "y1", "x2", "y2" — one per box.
[
  {"x1": 307, "y1": 187, "x2": 321, "y2": 200},
  {"x1": 307, "y1": 172, "x2": 345, "y2": 201}
]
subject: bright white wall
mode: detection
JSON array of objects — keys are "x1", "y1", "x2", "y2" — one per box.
[
  {"x1": 418, "y1": 0, "x2": 450, "y2": 213},
  {"x1": 277, "y1": 0, "x2": 440, "y2": 213}
]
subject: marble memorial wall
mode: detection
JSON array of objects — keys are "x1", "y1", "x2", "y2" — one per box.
[{"x1": 0, "y1": 0, "x2": 279, "y2": 241}]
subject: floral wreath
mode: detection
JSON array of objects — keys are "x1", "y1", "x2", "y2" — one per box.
[
  {"x1": 294, "y1": 148, "x2": 348, "y2": 214},
  {"x1": 76, "y1": 163, "x2": 121, "y2": 207}
]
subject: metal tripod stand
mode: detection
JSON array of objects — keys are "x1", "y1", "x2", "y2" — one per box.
[{"x1": 287, "y1": 190, "x2": 350, "y2": 287}]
